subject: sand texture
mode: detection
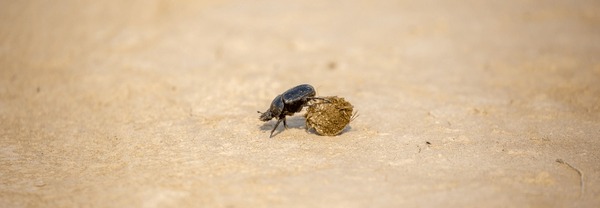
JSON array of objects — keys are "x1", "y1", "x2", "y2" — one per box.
[{"x1": 1, "y1": 0, "x2": 600, "y2": 207}]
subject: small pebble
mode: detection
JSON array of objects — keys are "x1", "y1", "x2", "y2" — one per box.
[{"x1": 34, "y1": 180, "x2": 46, "y2": 187}]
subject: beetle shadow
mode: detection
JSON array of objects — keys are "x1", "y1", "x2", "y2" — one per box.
[
  {"x1": 259, "y1": 116, "x2": 308, "y2": 137},
  {"x1": 260, "y1": 116, "x2": 354, "y2": 137}
]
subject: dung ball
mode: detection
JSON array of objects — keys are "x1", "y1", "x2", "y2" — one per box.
[{"x1": 305, "y1": 96, "x2": 355, "y2": 136}]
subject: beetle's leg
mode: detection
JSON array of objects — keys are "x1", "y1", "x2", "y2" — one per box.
[
  {"x1": 283, "y1": 117, "x2": 288, "y2": 129},
  {"x1": 311, "y1": 97, "x2": 328, "y2": 101},
  {"x1": 306, "y1": 97, "x2": 330, "y2": 107},
  {"x1": 270, "y1": 119, "x2": 283, "y2": 138}
]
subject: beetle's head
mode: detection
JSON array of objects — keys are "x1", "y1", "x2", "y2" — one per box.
[
  {"x1": 258, "y1": 110, "x2": 273, "y2": 121},
  {"x1": 258, "y1": 95, "x2": 284, "y2": 122}
]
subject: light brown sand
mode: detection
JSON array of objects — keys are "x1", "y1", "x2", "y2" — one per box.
[{"x1": 1, "y1": 0, "x2": 599, "y2": 207}]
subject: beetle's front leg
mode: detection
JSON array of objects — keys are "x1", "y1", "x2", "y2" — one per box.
[
  {"x1": 283, "y1": 117, "x2": 289, "y2": 129},
  {"x1": 270, "y1": 119, "x2": 283, "y2": 138}
]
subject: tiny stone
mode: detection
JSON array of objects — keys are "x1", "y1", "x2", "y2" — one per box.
[
  {"x1": 305, "y1": 96, "x2": 355, "y2": 136},
  {"x1": 34, "y1": 180, "x2": 46, "y2": 187}
]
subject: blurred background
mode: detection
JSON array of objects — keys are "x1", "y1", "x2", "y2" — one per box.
[{"x1": 1, "y1": 0, "x2": 599, "y2": 207}]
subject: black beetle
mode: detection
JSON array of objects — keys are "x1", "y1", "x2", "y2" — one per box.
[{"x1": 258, "y1": 84, "x2": 318, "y2": 138}]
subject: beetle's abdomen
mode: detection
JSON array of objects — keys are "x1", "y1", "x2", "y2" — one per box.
[
  {"x1": 283, "y1": 101, "x2": 305, "y2": 116},
  {"x1": 280, "y1": 84, "x2": 316, "y2": 116}
]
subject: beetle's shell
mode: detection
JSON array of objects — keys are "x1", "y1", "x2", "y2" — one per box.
[
  {"x1": 305, "y1": 96, "x2": 354, "y2": 136},
  {"x1": 282, "y1": 84, "x2": 315, "y2": 104}
]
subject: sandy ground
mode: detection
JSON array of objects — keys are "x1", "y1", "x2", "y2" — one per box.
[{"x1": 1, "y1": 0, "x2": 600, "y2": 207}]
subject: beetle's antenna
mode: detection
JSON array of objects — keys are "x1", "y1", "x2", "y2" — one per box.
[{"x1": 257, "y1": 111, "x2": 262, "y2": 114}]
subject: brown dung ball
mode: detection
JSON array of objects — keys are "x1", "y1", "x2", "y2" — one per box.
[{"x1": 305, "y1": 96, "x2": 355, "y2": 136}]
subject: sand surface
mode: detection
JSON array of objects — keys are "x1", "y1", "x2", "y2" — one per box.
[{"x1": 1, "y1": 0, "x2": 600, "y2": 207}]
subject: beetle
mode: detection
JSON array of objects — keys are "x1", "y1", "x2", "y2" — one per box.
[{"x1": 258, "y1": 84, "x2": 318, "y2": 138}]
